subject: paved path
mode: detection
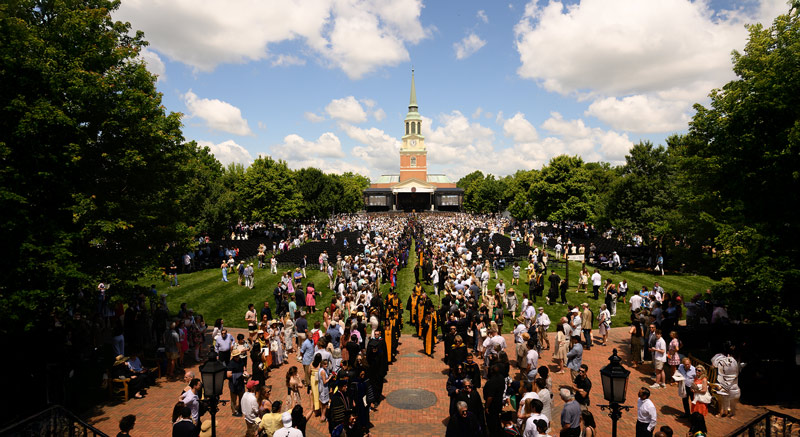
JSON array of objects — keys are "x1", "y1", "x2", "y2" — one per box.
[{"x1": 87, "y1": 327, "x2": 796, "y2": 436}]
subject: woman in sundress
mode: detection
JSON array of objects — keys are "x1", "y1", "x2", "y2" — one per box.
[
  {"x1": 305, "y1": 282, "x2": 317, "y2": 313},
  {"x1": 317, "y1": 359, "x2": 332, "y2": 422}
]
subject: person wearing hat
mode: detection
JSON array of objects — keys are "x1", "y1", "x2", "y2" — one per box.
[
  {"x1": 535, "y1": 307, "x2": 551, "y2": 350},
  {"x1": 272, "y1": 411, "x2": 303, "y2": 437},
  {"x1": 506, "y1": 287, "x2": 518, "y2": 321},
  {"x1": 566, "y1": 335, "x2": 584, "y2": 382},
  {"x1": 111, "y1": 355, "x2": 146, "y2": 399},
  {"x1": 581, "y1": 303, "x2": 594, "y2": 350},
  {"x1": 242, "y1": 379, "x2": 261, "y2": 436},
  {"x1": 237, "y1": 260, "x2": 246, "y2": 286},
  {"x1": 227, "y1": 348, "x2": 248, "y2": 416},
  {"x1": 245, "y1": 263, "x2": 255, "y2": 289}
]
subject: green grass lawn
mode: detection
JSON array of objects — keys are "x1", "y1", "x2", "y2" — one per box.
[{"x1": 147, "y1": 244, "x2": 717, "y2": 334}]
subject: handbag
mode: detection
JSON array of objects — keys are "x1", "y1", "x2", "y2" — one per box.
[{"x1": 694, "y1": 390, "x2": 712, "y2": 404}]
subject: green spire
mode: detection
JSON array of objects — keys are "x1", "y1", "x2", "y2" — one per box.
[{"x1": 409, "y1": 68, "x2": 417, "y2": 111}]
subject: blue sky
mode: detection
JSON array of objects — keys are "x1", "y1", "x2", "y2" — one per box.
[{"x1": 115, "y1": 0, "x2": 789, "y2": 179}]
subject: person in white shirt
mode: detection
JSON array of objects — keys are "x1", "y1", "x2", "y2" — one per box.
[
  {"x1": 526, "y1": 347, "x2": 539, "y2": 382},
  {"x1": 523, "y1": 304, "x2": 536, "y2": 329},
  {"x1": 570, "y1": 309, "x2": 582, "y2": 337},
  {"x1": 649, "y1": 330, "x2": 667, "y2": 388},
  {"x1": 516, "y1": 384, "x2": 541, "y2": 427},
  {"x1": 523, "y1": 398, "x2": 550, "y2": 437},
  {"x1": 591, "y1": 270, "x2": 602, "y2": 300},
  {"x1": 430, "y1": 268, "x2": 439, "y2": 295},
  {"x1": 630, "y1": 292, "x2": 644, "y2": 313},
  {"x1": 514, "y1": 321, "x2": 528, "y2": 344},
  {"x1": 618, "y1": 279, "x2": 628, "y2": 304},
  {"x1": 636, "y1": 387, "x2": 657, "y2": 436},
  {"x1": 535, "y1": 308, "x2": 551, "y2": 350},
  {"x1": 712, "y1": 346, "x2": 742, "y2": 417},
  {"x1": 273, "y1": 412, "x2": 303, "y2": 437},
  {"x1": 535, "y1": 378, "x2": 552, "y2": 424},
  {"x1": 241, "y1": 380, "x2": 261, "y2": 436},
  {"x1": 180, "y1": 378, "x2": 202, "y2": 424}
]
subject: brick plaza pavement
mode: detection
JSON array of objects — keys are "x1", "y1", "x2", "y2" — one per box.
[{"x1": 87, "y1": 326, "x2": 797, "y2": 436}]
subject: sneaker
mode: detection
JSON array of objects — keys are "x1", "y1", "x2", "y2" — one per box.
[
  {"x1": 660, "y1": 384, "x2": 666, "y2": 388},
  {"x1": 649, "y1": 383, "x2": 661, "y2": 389}
]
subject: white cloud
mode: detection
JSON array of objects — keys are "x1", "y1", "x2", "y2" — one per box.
[
  {"x1": 277, "y1": 156, "x2": 372, "y2": 176},
  {"x1": 541, "y1": 112, "x2": 633, "y2": 161},
  {"x1": 257, "y1": 121, "x2": 267, "y2": 130},
  {"x1": 304, "y1": 112, "x2": 326, "y2": 123},
  {"x1": 503, "y1": 112, "x2": 538, "y2": 143},
  {"x1": 273, "y1": 132, "x2": 345, "y2": 158},
  {"x1": 419, "y1": 111, "x2": 496, "y2": 169},
  {"x1": 514, "y1": 0, "x2": 785, "y2": 133},
  {"x1": 428, "y1": 111, "x2": 633, "y2": 177},
  {"x1": 325, "y1": 96, "x2": 368, "y2": 123},
  {"x1": 472, "y1": 107, "x2": 483, "y2": 119},
  {"x1": 477, "y1": 10, "x2": 488, "y2": 23},
  {"x1": 116, "y1": 0, "x2": 428, "y2": 79},
  {"x1": 341, "y1": 123, "x2": 400, "y2": 172},
  {"x1": 372, "y1": 108, "x2": 386, "y2": 121},
  {"x1": 585, "y1": 95, "x2": 691, "y2": 133},
  {"x1": 198, "y1": 140, "x2": 253, "y2": 165},
  {"x1": 139, "y1": 48, "x2": 166, "y2": 82},
  {"x1": 183, "y1": 90, "x2": 254, "y2": 136},
  {"x1": 454, "y1": 33, "x2": 487, "y2": 60},
  {"x1": 271, "y1": 54, "x2": 306, "y2": 67}
]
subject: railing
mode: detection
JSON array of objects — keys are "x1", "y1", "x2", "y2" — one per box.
[
  {"x1": 0, "y1": 405, "x2": 108, "y2": 437},
  {"x1": 729, "y1": 410, "x2": 800, "y2": 437}
]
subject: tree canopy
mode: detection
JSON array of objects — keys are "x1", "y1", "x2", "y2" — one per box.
[{"x1": 0, "y1": 0, "x2": 371, "y2": 333}]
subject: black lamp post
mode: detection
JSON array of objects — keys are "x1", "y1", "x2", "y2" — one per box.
[
  {"x1": 598, "y1": 348, "x2": 632, "y2": 437},
  {"x1": 200, "y1": 356, "x2": 227, "y2": 437}
]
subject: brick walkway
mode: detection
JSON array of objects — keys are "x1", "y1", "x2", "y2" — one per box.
[{"x1": 87, "y1": 327, "x2": 797, "y2": 436}]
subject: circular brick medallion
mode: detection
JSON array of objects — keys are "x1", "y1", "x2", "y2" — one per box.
[{"x1": 385, "y1": 388, "x2": 437, "y2": 410}]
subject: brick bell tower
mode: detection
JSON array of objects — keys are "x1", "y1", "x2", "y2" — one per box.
[{"x1": 399, "y1": 69, "x2": 427, "y2": 182}]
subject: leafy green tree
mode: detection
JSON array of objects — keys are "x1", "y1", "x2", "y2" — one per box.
[
  {"x1": 457, "y1": 170, "x2": 485, "y2": 191},
  {"x1": 679, "y1": 5, "x2": 800, "y2": 329},
  {"x1": 196, "y1": 161, "x2": 245, "y2": 239},
  {"x1": 463, "y1": 173, "x2": 505, "y2": 213},
  {"x1": 334, "y1": 172, "x2": 370, "y2": 213},
  {"x1": 240, "y1": 156, "x2": 303, "y2": 223},
  {"x1": 582, "y1": 162, "x2": 619, "y2": 228},
  {"x1": 0, "y1": 0, "x2": 196, "y2": 331},
  {"x1": 605, "y1": 142, "x2": 676, "y2": 246},
  {"x1": 178, "y1": 142, "x2": 233, "y2": 238},
  {"x1": 296, "y1": 167, "x2": 333, "y2": 219},
  {"x1": 527, "y1": 155, "x2": 595, "y2": 222},
  {"x1": 506, "y1": 170, "x2": 539, "y2": 219}
]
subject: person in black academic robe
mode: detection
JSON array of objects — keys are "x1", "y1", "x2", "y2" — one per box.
[
  {"x1": 455, "y1": 382, "x2": 486, "y2": 434},
  {"x1": 446, "y1": 408, "x2": 483, "y2": 437},
  {"x1": 366, "y1": 334, "x2": 388, "y2": 403},
  {"x1": 422, "y1": 310, "x2": 437, "y2": 357},
  {"x1": 449, "y1": 336, "x2": 468, "y2": 370}
]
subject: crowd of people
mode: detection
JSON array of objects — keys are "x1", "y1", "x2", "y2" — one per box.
[{"x1": 103, "y1": 213, "x2": 745, "y2": 437}]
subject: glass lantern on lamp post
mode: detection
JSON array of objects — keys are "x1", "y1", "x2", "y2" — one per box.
[
  {"x1": 598, "y1": 348, "x2": 632, "y2": 437},
  {"x1": 200, "y1": 355, "x2": 227, "y2": 437}
]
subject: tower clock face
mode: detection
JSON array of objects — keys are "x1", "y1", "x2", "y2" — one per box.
[{"x1": 410, "y1": 139, "x2": 417, "y2": 147}]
